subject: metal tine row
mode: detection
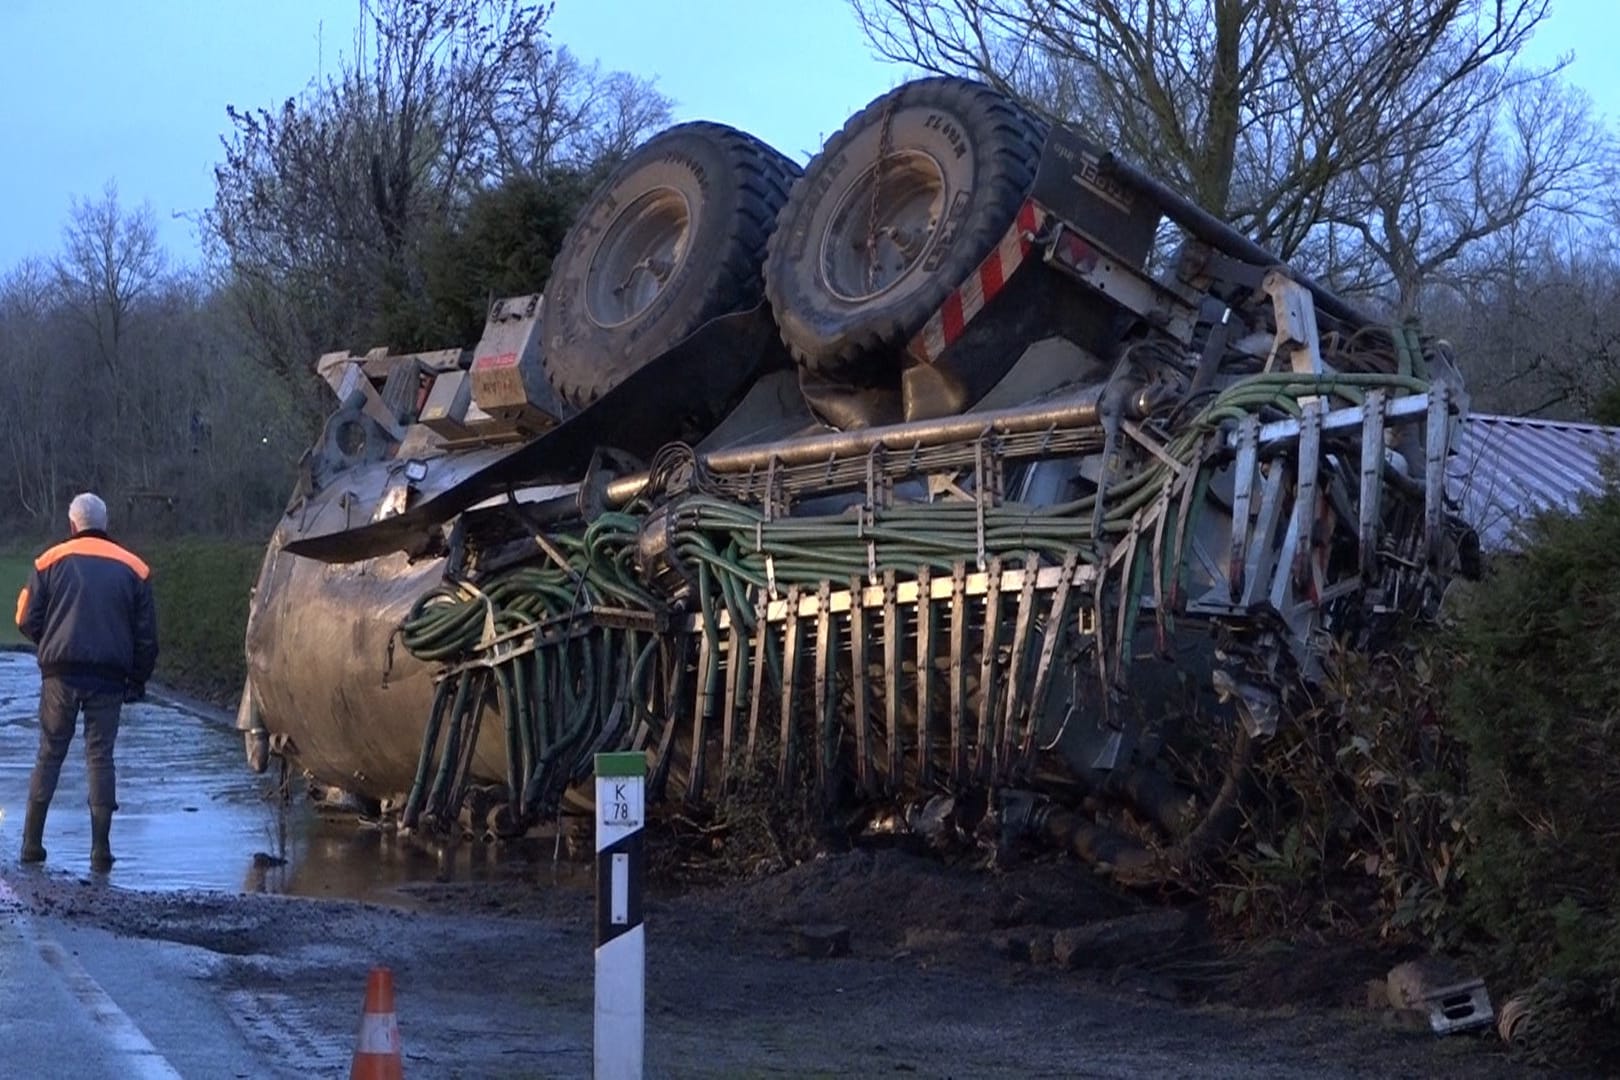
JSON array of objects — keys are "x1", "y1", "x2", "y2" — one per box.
[{"x1": 665, "y1": 554, "x2": 1094, "y2": 806}]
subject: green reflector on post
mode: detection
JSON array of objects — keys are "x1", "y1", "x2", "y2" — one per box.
[{"x1": 595, "y1": 751, "x2": 648, "y2": 778}]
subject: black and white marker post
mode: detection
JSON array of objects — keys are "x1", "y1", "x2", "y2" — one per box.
[{"x1": 594, "y1": 750, "x2": 646, "y2": 1079}]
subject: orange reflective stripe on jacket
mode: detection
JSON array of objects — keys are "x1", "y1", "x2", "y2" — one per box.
[
  {"x1": 13, "y1": 586, "x2": 26, "y2": 627},
  {"x1": 34, "y1": 537, "x2": 150, "y2": 580}
]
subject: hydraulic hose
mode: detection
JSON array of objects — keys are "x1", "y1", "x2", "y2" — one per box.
[{"x1": 395, "y1": 370, "x2": 1430, "y2": 831}]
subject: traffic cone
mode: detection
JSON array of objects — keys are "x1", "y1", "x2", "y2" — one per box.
[{"x1": 350, "y1": 966, "x2": 404, "y2": 1080}]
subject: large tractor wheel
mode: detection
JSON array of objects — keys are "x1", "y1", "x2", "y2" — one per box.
[
  {"x1": 763, "y1": 78, "x2": 1045, "y2": 383},
  {"x1": 542, "y1": 123, "x2": 801, "y2": 409}
]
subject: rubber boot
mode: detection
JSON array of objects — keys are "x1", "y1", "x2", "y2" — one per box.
[
  {"x1": 90, "y1": 809, "x2": 115, "y2": 872},
  {"x1": 20, "y1": 801, "x2": 48, "y2": 863}
]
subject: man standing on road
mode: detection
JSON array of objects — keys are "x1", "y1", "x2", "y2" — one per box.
[{"x1": 12, "y1": 493, "x2": 158, "y2": 871}]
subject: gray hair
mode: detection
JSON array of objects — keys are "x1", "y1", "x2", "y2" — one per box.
[{"x1": 68, "y1": 492, "x2": 108, "y2": 533}]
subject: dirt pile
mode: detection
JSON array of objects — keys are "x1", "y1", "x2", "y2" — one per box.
[{"x1": 701, "y1": 846, "x2": 1133, "y2": 943}]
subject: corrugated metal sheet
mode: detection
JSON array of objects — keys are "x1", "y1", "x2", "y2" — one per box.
[{"x1": 1448, "y1": 413, "x2": 1620, "y2": 550}]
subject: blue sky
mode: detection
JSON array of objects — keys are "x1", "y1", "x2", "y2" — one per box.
[{"x1": 0, "y1": 0, "x2": 1613, "y2": 270}]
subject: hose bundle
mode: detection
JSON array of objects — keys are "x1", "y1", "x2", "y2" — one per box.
[{"x1": 396, "y1": 371, "x2": 1433, "y2": 829}]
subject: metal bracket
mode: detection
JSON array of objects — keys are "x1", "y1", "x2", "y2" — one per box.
[
  {"x1": 881, "y1": 570, "x2": 904, "y2": 792},
  {"x1": 949, "y1": 562, "x2": 969, "y2": 786},
  {"x1": 1042, "y1": 221, "x2": 1198, "y2": 342},
  {"x1": 762, "y1": 455, "x2": 786, "y2": 522},
  {"x1": 688, "y1": 621, "x2": 717, "y2": 803},
  {"x1": 1291, "y1": 401, "x2": 1323, "y2": 597},
  {"x1": 1020, "y1": 549, "x2": 1079, "y2": 774},
  {"x1": 720, "y1": 622, "x2": 745, "y2": 799},
  {"x1": 1228, "y1": 416, "x2": 1259, "y2": 602},
  {"x1": 863, "y1": 444, "x2": 893, "y2": 511},
  {"x1": 914, "y1": 564, "x2": 936, "y2": 787},
  {"x1": 778, "y1": 585, "x2": 804, "y2": 787},
  {"x1": 1241, "y1": 465, "x2": 1288, "y2": 610},
  {"x1": 974, "y1": 557, "x2": 1004, "y2": 780},
  {"x1": 1262, "y1": 271, "x2": 1325, "y2": 386},
  {"x1": 1424, "y1": 382, "x2": 1450, "y2": 568},
  {"x1": 972, "y1": 436, "x2": 1003, "y2": 571},
  {"x1": 998, "y1": 553, "x2": 1041, "y2": 778},
  {"x1": 745, "y1": 597, "x2": 770, "y2": 772},
  {"x1": 1359, "y1": 389, "x2": 1387, "y2": 580},
  {"x1": 1422, "y1": 979, "x2": 1494, "y2": 1036},
  {"x1": 849, "y1": 575, "x2": 874, "y2": 795},
  {"x1": 814, "y1": 580, "x2": 837, "y2": 802}
]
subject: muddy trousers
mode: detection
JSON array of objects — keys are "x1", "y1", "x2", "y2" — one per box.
[{"x1": 29, "y1": 678, "x2": 123, "y2": 814}]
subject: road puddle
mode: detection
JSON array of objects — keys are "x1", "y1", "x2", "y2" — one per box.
[{"x1": 0, "y1": 651, "x2": 581, "y2": 904}]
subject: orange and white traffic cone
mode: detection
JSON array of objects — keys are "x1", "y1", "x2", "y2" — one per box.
[{"x1": 350, "y1": 966, "x2": 404, "y2": 1080}]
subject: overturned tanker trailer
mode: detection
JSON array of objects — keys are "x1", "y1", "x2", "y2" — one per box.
[{"x1": 240, "y1": 77, "x2": 1472, "y2": 871}]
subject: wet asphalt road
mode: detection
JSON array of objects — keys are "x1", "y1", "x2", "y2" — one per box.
[
  {"x1": 0, "y1": 650, "x2": 299, "y2": 1077},
  {"x1": 0, "y1": 652, "x2": 1532, "y2": 1079},
  {"x1": 0, "y1": 650, "x2": 510, "y2": 1078},
  {"x1": 0, "y1": 651, "x2": 281, "y2": 890},
  {"x1": 0, "y1": 649, "x2": 595, "y2": 1078},
  {"x1": 0, "y1": 649, "x2": 507, "y2": 901}
]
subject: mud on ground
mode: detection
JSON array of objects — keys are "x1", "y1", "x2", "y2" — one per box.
[{"x1": 8, "y1": 842, "x2": 1547, "y2": 1079}]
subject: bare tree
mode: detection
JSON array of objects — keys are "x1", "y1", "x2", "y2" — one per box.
[
  {"x1": 45, "y1": 183, "x2": 170, "y2": 492},
  {"x1": 55, "y1": 181, "x2": 164, "y2": 375},
  {"x1": 486, "y1": 45, "x2": 672, "y2": 176},
  {"x1": 1430, "y1": 219, "x2": 1620, "y2": 419},
  {"x1": 852, "y1": 0, "x2": 1603, "y2": 303},
  {"x1": 0, "y1": 260, "x2": 71, "y2": 519},
  {"x1": 209, "y1": 1, "x2": 547, "y2": 393},
  {"x1": 208, "y1": 0, "x2": 671, "y2": 419},
  {"x1": 1322, "y1": 66, "x2": 1601, "y2": 315}
]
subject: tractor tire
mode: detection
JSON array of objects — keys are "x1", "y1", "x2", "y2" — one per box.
[
  {"x1": 763, "y1": 78, "x2": 1046, "y2": 381},
  {"x1": 541, "y1": 123, "x2": 801, "y2": 409}
]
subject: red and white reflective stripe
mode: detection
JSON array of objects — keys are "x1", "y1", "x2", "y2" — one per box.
[
  {"x1": 356, "y1": 1011, "x2": 402, "y2": 1055},
  {"x1": 907, "y1": 199, "x2": 1043, "y2": 365}
]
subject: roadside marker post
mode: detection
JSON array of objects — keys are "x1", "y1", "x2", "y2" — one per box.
[{"x1": 594, "y1": 751, "x2": 646, "y2": 1079}]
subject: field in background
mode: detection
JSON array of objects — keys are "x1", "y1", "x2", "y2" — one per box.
[{"x1": 145, "y1": 539, "x2": 263, "y2": 704}]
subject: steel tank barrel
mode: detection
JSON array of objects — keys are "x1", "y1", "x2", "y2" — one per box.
[{"x1": 245, "y1": 526, "x2": 501, "y2": 800}]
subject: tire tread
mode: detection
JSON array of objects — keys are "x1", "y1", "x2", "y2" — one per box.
[
  {"x1": 763, "y1": 77, "x2": 1045, "y2": 376},
  {"x1": 547, "y1": 122, "x2": 802, "y2": 408}
]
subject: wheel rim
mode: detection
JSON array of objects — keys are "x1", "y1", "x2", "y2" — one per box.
[
  {"x1": 819, "y1": 150, "x2": 947, "y2": 304},
  {"x1": 585, "y1": 187, "x2": 692, "y2": 327}
]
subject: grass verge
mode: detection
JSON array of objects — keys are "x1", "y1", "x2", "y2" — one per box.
[
  {"x1": 144, "y1": 539, "x2": 264, "y2": 704},
  {"x1": 0, "y1": 554, "x2": 30, "y2": 646}
]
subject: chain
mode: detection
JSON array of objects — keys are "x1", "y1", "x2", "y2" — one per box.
[{"x1": 863, "y1": 94, "x2": 899, "y2": 295}]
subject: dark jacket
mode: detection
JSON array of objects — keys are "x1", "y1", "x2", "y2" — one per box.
[{"x1": 13, "y1": 530, "x2": 158, "y2": 687}]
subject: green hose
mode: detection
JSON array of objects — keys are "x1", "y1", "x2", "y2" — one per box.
[{"x1": 394, "y1": 369, "x2": 1434, "y2": 827}]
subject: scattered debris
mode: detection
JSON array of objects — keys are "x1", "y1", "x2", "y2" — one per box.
[
  {"x1": 1051, "y1": 910, "x2": 1193, "y2": 971},
  {"x1": 906, "y1": 796, "x2": 960, "y2": 851},
  {"x1": 1497, "y1": 994, "x2": 1532, "y2": 1046},
  {"x1": 790, "y1": 924, "x2": 851, "y2": 959},
  {"x1": 1385, "y1": 958, "x2": 1494, "y2": 1036},
  {"x1": 990, "y1": 909, "x2": 1196, "y2": 973}
]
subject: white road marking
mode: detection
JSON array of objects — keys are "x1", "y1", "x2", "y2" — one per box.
[{"x1": 0, "y1": 875, "x2": 184, "y2": 1080}]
